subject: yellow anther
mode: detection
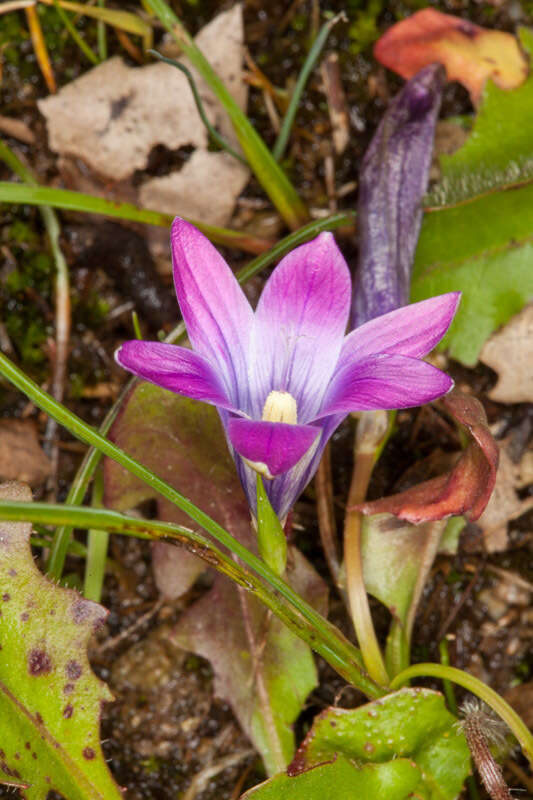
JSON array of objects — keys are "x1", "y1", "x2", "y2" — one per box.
[{"x1": 261, "y1": 391, "x2": 298, "y2": 425}]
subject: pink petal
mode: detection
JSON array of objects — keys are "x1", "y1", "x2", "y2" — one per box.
[
  {"x1": 227, "y1": 418, "x2": 320, "y2": 478},
  {"x1": 115, "y1": 341, "x2": 237, "y2": 412},
  {"x1": 171, "y1": 218, "x2": 254, "y2": 409},
  {"x1": 343, "y1": 293, "x2": 460, "y2": 362},
  {"x1": 317, "y1": 353, "x2": 453, "y2": 417},
  {"x1": 250, "y1": 232, "x2": 351, "y2": 422}
]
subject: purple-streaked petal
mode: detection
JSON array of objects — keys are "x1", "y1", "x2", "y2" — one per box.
[
  {"x1": 250, "y1": 233, "x2": 351, "y2": 422},
  {"x1": 342, "y1": 293, "x2": 460, "y2": 362},
  {"x1": 352, "y1": 64, "x2": 444, "y2": 327},
  {"x1": 317, "y1": 353, "x2": 453, "y2": 417},
  {"x1": 171, "y1": 217, "x2": 254, "y2": 409},
  {"x1": 227, "y1": 418, "x2": 320, "y2": 479},
  {"x1": 115, "y1": 341, "x2": 238, "y2": 413}
]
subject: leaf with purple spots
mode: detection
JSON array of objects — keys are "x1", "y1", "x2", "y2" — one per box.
[{"x1": 0, "y1": 482, "x2": 122, "y2": 799}]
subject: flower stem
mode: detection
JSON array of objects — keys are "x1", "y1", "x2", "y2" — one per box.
[
  {"x1": 0, "y1": 352, "x2": 383, "y2": 699},
  {"x1": 344, "y1": 411, "x2": 390, "y2": 686},
  {"x1": 390, "y1": 664, "x2": 533, "y2": 768}
]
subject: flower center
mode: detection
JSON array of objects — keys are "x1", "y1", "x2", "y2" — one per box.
[{"x1": 261, "y1": 391, "x2": 298, "y2": 425}]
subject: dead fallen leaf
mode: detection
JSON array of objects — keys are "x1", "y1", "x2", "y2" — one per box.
[
  {"x1": 374, "y1": 8, "x2": 528, "y2": 104},
  {"x1": 475, "y1": 442, "x2": 533, "y2": 553},
  {"x1": 480, "y1": 303, "x2": 533, "y2": 404},
  {"x1": 504, "y1": 682, "x2": 533, "y2": 729},
  {"x1": 139, "y1": 150, "x2": 249, "y2": 228},
  {"x1": 0, "y1": 419, "x2": 51, "y2": 486},
  {"x1": 39, "y1": 5, "x2": 250, "y2": 228}
]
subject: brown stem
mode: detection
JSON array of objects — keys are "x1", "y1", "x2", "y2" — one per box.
[
  {"x1": 461, "y1": 703, "x2": 513, "y2": 800},
  {"x1": 315, "y1": 444, "x2": 341, "y2": 587}
]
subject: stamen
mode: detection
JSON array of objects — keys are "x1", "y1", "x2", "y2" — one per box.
[{"x1": 262, "y1": 391, "x2": 298, "y2": 425}]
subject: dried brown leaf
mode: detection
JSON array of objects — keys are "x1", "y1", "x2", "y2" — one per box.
[
  {"x1": 480, "y1": 304, "x2": 533, "y2": 404},
  {"x1": 0, "y1": 419, "x2": 51, "y2": 487}
]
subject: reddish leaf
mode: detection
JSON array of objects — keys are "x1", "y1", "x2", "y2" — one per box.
[
  {"x1": 356, "y1": 392, "x2": 498, "y2": 523},
  {"x1": 374, "y1": 9, "x2": 528, "y2": 103}
]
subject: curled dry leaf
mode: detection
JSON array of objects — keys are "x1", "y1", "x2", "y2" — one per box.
[
  {"x1": 374, "y1": 9, "x2": 528, "y2": 104},
  {"x1": 38, "y1": 5, "x2": 249, "y2": 227},
  {"x1": 480, "y1": 303, "x2": 533, "y2": 404},
  {"x1": 356, "y1": 392, "x2": 499, "y2": 523}
]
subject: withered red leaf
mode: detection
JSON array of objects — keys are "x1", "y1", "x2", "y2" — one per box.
[
  {"x1": 374, "y1": 9, "x2": 528, "y2": 104},
  {"x1": 356, "y1": 392, "x2": 498, "y2": 523}
]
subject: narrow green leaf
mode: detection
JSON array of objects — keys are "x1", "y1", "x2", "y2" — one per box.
[
  {"x1": 0, "y1": 483, "x2": 121, "y2": 800},
  {"x1": 0, "y1": 353, "x2": 380, "y2": 698},
  {"x1": 143, "y1": 0, "x2": 309, "y2": 229},
  {"x1": 256, "y1": 475, "x2": 287, "y2": 576},
  {"x1": 0, "y1": 181, "x2": 272, "y2": 255},
  {"x1": 39, "y1": 0, "x2": 152, "y2": 41}
]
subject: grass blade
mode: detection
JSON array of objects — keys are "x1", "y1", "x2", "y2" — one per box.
[
  {"x1": 0, "y1": 181, "x2": 272, "y2": 254},
  {"x1": 143, "y1": 0, "x2": 308, "y2": 229}
]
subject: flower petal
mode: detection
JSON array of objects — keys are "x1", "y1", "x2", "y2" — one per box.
[
  {"x1": 115, "y1": 341, "x2": 237, "y2": 412},
  {"x1": 227, "y1": 418, "x2": 320, "y2": 478},
  {"x1": 343, "y1": 293, "x2": 460, "y2": 362},
  {"x1": 171, "y1": 217, "x2": 254, "y2": 409},
  {"x1": 250, "y1": 232, "x2": 351, "y2": 422},
  {"x1": 317, "y1": 353, "x2": 453, "y2": 416}
]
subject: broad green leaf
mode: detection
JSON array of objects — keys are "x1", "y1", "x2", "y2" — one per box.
[
  {"x1": 426, "y1": 28, "x2": 533, "y2": 207},
  {"x1": 243, "y1": 689, "x2": 470, "y2": 800},
  {"x1": 242, "y1": 757, "x2": 421, "y2": 799},
  {"x1": 412, "y1": 182, "x2": 533, "y2": 364},
  {"x1": 104, "y1": 382, "x2": 327, "y2": 775},
  {"x1": 0, "y1": 482, "x2": 121, "y2": 800}
]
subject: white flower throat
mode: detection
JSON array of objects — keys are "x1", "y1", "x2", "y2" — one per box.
[{"x1": 261, "y1": 391, "x2": 298, "y2": 425}]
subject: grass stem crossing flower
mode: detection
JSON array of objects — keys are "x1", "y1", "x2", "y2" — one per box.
[{"x1": 116, "y1": 219, "x2": 459, "y2": 518}]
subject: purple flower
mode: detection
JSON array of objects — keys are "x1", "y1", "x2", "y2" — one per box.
[{"x1": 116, "y1": 218, "x2": 459, "y2": 519}]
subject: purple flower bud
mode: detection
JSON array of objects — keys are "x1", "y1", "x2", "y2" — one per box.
[{"x1": 352, "y1": 64, "x2": 445, "y2": 327}]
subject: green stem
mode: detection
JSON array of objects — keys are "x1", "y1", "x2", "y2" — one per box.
[
  {"x1": 83, "y1": 469, "x2": 108, "y2": 602},
  {"x1": 143, "y1": 0, "x2": 309, "y2": 229},
  {"x1": 390, "y1": 664, "x2": 533, "y2": 767},
  {"x1": 148, "y1": 51, "x2": 247, "y2": 166},
  {"x1": 0, "y1": 353, "x2": 382, "y2": 698},
  {"x1": 52, "y1": 0, "x2": 99, "y2": 65},
  {"x1": 273, "y1": 13, "x2": 343, "y2": 162},
  {"x1": 0, "y1": 498, "x2": 382, "y2": 697},
  {"x1": 438, "y1": 639, "x2": 458, "y2": 715},
  {"x1": 344, "y1": 412, "x2": 390, "y2": 686},
  {"x1": 97, "y1": 0, "x2": 107, "y2": 60}
]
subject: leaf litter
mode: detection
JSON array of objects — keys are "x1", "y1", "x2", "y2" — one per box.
[{"x1": 38, "y1": 5, "x2": 250, "y2": 228}]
